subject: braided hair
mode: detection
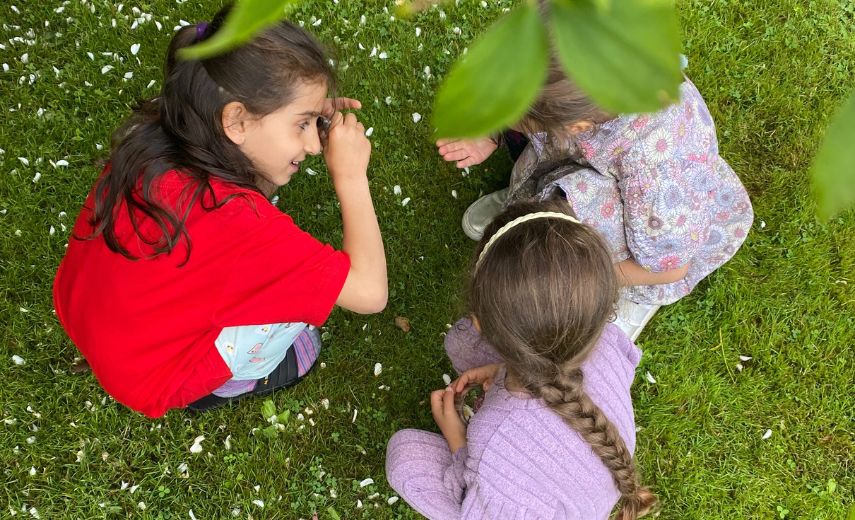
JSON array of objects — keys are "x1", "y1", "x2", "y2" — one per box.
[{"x1": 470, "y1": 199, "x2": 656, "y2": 519}]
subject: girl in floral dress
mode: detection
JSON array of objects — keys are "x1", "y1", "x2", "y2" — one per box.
[{"x1": 437, "y1": 61, "x2": 753, "y2": 339}]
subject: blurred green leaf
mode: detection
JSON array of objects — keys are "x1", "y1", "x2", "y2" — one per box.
[
  {"x1": 811, "y1": 90, "x2": 855, "y2": 219},
  {"x1": 326, "y1": 506, "x2": 342, "y2": 520},
  {"x1": 550, "y1": 0, "x2": 682, "y2": 113},
  {"x1": 179, "y1": 0, "x2": 299, "y2": 60},
  {"x1": 261, "y1": 399, "x2": 276, "y2": 419},
  {"x1": 432, "y1": 3, "x2": 549, "y2": 138}
]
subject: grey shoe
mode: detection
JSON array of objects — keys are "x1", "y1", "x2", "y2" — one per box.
[{"x1": 462, "y1": 188, "x2": 509, "y2": 241}]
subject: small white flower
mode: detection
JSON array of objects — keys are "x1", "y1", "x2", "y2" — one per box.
[
  {"x1": 367, "y1": 492, "x2": 380, "y2": 500},
  {"x1": 364, "y1": 127, "x2": 374, "y2": 137},
  {"x1": 373, "y1": 363, "x2": 382, "y2": 376},
  {"x1": 359, "y1": 478, "x2": 374, "y2": 487},
  {"x1": 356, "y1": 499, "x2": 364, "y2": 508},
  {"x1": 29, "y1": 466, "x2": 37, "y2": 476},
  {"x1": 251, "y1": 499, "x2": 264, "y2": 508},
  {"x1": 442, "y1": 374, "x2": 451, "y2": 385},
  {"x1": 130, "y1": 43, "x2": 140, "y2": 55},
  {"x1": 735, "y1": 363, "x2": 744, "y2": 372},
  {"x1": 12, "y1": 355, "x2": 25, "y2": 365},
  {"x1": 76, "y1": 450, "x2": 84, "y2": 462},
  {"x1": 137, "y1": 502, "x2": 146, "y2": 510},
  {"x1": 189, "y1": 435, "x2": 205, "y2": 453},
  {"x1": 393, "y1": 185, "x2": 402, "y2": 196},
  {"x1": 369, "y1": 47, "x2": 377, "y2": 57},
  {"x1": 26, "y1": 436, "x2": 36, "y2": 444},
  {"x1": 130, "y1": 484, "x2": 139, "y2": 494},
  {"x1": 120, "y1": 481, "x2": 129, "y2": 490},
  {"x1": 387, "y1": 496, "x2": 399, "y2": 505},
  {"x1": 415, "y1": 27, "x2": 422, "y2": 37},
  {"x1": 645, "y1": 371, "x2": 657, "y2": 384},
  {"x1": 320, "y1": 362, "x2": 327, "y2": 369},
  {"x1": 312, "y1": 18, "x2": 322, "y2": 27},
  {"x1": 411, "y1": 112, "x2": 422, "y2": 123},
  {"x1": 29, "y1": 507, "x2": 39, "y2": 519},
  {"x1": 320, "y1": 398, "x2": 329, "y2": 410},
  {"x1": 762, "y1": 429, "x2": 772, "y2": 440},
  {"x1": 21, "y1": 53, "x2": 29, "y2": 64},
  {"x1": 124, "y1": 71, "x2": 133, "y2": 80},
  {"x1": 379, "y1": 51, "x2": 388, "y2": 59},
  {"x1": 760, "y1": 220, "x2": 766, "y2": 229},
  {"x1": 49, "y1": 226, "x2": 56, "y2": 236}
]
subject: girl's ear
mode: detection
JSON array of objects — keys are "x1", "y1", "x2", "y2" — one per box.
[{"x1": 222, "y1": 101, "x2": 250, "y2": 145}]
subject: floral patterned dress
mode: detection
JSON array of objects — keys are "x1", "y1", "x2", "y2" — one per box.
[{"x1": 507, "y1": 79, "x2": 754, "y2": 305}]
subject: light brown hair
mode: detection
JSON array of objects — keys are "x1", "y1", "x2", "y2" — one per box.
[
  {"x1": 470, "y1": 199, "x2": 656, "y2": 519},
  {"x1": 516, "y1": 57, "x2": 614, "y2": 137}
]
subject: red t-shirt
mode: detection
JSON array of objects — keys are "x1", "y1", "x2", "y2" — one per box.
[{"x1": 53, "y1": 170, "x2": 350, "y2": 418}]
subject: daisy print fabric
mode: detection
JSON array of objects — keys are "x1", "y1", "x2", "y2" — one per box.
[{"x1": 517, "y1": 78, "x2": 754, "y2": 305}]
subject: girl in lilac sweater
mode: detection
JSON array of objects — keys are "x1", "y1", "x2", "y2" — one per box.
[{"x1": 386, "y1": 200, "x2": 656, "y2": 519}]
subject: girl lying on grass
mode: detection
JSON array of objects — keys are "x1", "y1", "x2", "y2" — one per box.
[
  {"x1": 437, "y1": 57, "x2": 753, "y2": 340},
  {"x1": 387, "y1": 200, "x2": 654, "y2": 519},
  {"x1": 53, "y1": 5, "x2": 386, "y2": 418}
]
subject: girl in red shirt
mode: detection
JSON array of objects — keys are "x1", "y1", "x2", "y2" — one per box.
[{"x1": 53, "y1": 6, "x2": 387, "y2": 418}]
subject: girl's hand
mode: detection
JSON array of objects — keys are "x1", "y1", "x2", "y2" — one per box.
[
  {"x1": 324, "y1": 111, "x2": 371, "y2": 184},
  {"x1": 431, "y1": 387, "x2": 467, "y2": 454},
  {"x1": 323, "y1": 97, "x2": 362, "y2": 116},
  {"x1": 436, "y1": 137, "x2": 498, "y2": 168},
  {"x1": 451, "y1": 363, "x2": 503, "y2": 394}
]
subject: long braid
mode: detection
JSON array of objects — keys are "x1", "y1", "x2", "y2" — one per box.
[{"x1": 530, "y1": 362, "x2": 656, "y2": 519}]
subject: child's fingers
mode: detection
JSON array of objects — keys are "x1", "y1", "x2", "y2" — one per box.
[
  {"x1": 442, "y1": 387, "x2": 457, "y2": 416},
  {"x1": 343, "y1": 112, "x2": 359, "y2": 127},
  {"x1": 334, "y1": 97, "x2": 362, "y2": 110},
  {"x1": 436, "y1": 138, "x2": 458, "y2": 148},
  {"x1": 442, "y1": 150, "x2": 469, "y2": 162},
  {"x1": 456, "y1": 156, "x2": 479, "y2": 168},
  {"x1": 328, "y1": 111, "x2": 344, "y2": 128}
]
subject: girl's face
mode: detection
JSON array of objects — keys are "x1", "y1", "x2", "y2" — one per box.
[{"x1": 237, "y1": 81, "x2": 328, "y2": 188}]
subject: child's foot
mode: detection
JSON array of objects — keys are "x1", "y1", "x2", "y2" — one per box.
[
  {"x1": 614, "y1": 297, "x2": 661, "y2": 342},
  {"x1": 461, "y1": 188, "x2": 509, "y2": 240}
]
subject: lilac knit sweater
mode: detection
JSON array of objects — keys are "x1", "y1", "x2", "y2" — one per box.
[{"x1": 386, "y1": 320, "x2": 641, "y2": 519}]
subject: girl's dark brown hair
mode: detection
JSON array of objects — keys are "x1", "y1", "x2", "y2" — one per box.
[
  {"x1": 87, "y1": 4, "x2": 336, "y2": 262},
  {"x1": 470, "y1": 199, "x2": 656, "y2": 519}
]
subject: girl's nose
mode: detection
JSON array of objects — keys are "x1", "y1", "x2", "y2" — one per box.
[{"x1": 304, "y1": 124, "x2": 322, "y2": 156}]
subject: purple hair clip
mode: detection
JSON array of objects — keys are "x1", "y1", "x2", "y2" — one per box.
[{"x1": 195, "y1": 22, "x2": 209, "y2": 42}]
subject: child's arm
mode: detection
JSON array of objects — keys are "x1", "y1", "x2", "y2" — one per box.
[
  {"x1": 616, "y1": 258, "x2": 689, "y2": 286},
  {"x1": 324, "y1": 111, "x2": 388, "y2": 314}
]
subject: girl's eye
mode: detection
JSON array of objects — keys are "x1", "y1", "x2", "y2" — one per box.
[{"x1": 298, "y1": 121, "x2": 310, "y2": 131}]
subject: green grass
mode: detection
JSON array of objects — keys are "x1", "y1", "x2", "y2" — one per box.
[{"x1": 1, "y1": 0, "x2": 853, "y2": 518}]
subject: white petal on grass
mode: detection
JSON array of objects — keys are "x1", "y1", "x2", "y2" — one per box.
[
  {"x1": 393, "y1": 185, "x2": 401, "y2": 196},
  {"x1": 26, "y1": 436, "x2": 36, "y2": 444},
  {"x1": 224, "y1": 434, "x2": 232, "y2": 450},
  {"x1": 411, "y1": 112, "x2": 422, "y2": 123},
  {"x1": 415, "y1": 27, "x2": 421, "y2": 37},
  {"x1": 369, "y1": 46, "x2": 377, "y2": 57},
  {"x1": 101, "y1": 65, "x2": 113, "y2": 74},
  {"x1": 189, "y1": 435, "x2": 205, "y2": 453},
  {"x1": 735, "y1": 363, "x2": 744, "y2": 372},
  {"x1": 124, "y1": 71, "x2": 133, "y2": 80},
  {"x1": 120, "y1": 481, "x2": 129, "y2": 490},
  {"x1": 29, "y1": 466, "x2": 37, "y2": 476},
  {"x1": 32, "y1": 172, "x2": 41, "y2": 183},
  {"x1": 129, "y1": 484, "x2": 139, "y2": 493},
  {"x1": 251, "y1": 500, "x2": 264, "y2": 508},
  {"x1": 177, "y1": 462, "x2": 189, "y2": 476},
  {"x1": 21, "y1": 53, "x2": 29, "y2": 64},
  {"x1": 55, "y1": 159, "x2": 68, "y2": 167},
  {"x1": 373, "y1": 362, "x2": 382, "y2": 376},
  {"x1": 359, "y1": 478, "x2": 374, "y2": 488},
  {"x1": 19, "y1": 157, "x2": 29, "y2": 166},
  {"x1": 189, "y1": 510, "x2": 198, "y2": 520},
  {"x1": 364, "y1": 126, "x2": 374, "y2": 137},
  {"x1": 645, "y1": 371, "x2": 657, "y2": 384},
  {"x1": 442, "y1": 373, "x2": 451, "y2": 385},
  {"x1": 401, "y1": 197, "x2": 410, "y2": 206},
  {"x1": 130, "y1": 43, "x2": 140, "y2": 55},
  {"x1": 146, "y1": 80, "x2": 156, "y2": 89},
  {"x1": 451, "y1": 190, "x2": 458, "y2": 199},
  {"x1": 739, "y1": 355, "x2": 752, "y2": 362},
  {"x1": 49, "y1": 226, "x2": 56, "y2": 236},
  {"x1": 760, "y1": 220, "x2": 766, "y2": 229},
  {"x1": 387, "y1": 496, "x2": 399, "y2": 505},
  {"x1": 320, "y1": 398, "x2": 329, "y2": 410},
  {"x1": 379, "y1": 51, "x2": 388, "y2": 59},
  {"x1": 2, "y1": 63, "x2": 7, "y2": 73},
  {"x1": 137, "y1": 502, "x2": 146, "y2": 510},
  {"x1": 762, "y1": 429, "x2": 772, "y2": 440},
  {"x1": 29, "y1": 507, "x2": 40, "y2": 519},
  {"x1": 305, "y1": 167, "x2": 318, "y2": 176},
  {"x1": 385, "y1": 96, "x2": 392, "y2": 105},
  {"x1": 12, "y1": 355, "x2": 25, "y2": 365},
  {"x1": 351, "y1": 408, "x2": 358, "y2": 423}
]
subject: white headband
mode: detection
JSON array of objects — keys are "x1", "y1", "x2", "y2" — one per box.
[{"x1": 475, "y1": 211, "x2": 581, "y2": 270}]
